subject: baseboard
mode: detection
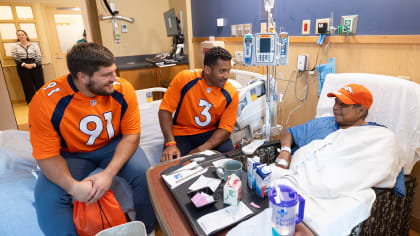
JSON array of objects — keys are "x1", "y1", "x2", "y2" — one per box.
[{"x1": 411, "y1": 215, "x2": 420, "y2": 233}]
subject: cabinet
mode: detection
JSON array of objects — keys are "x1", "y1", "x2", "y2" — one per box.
[{"x1": 117, "y1": 64, "x2": 188, "y2": 90}]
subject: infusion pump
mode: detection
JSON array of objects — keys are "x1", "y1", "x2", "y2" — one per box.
[{"x1": 243, "y1": 32, "x2": 289, "y2": 66}]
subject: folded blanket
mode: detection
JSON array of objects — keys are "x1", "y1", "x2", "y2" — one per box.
[{"x1": 271, "y1": 125, "x2": 403, "y2": 236}]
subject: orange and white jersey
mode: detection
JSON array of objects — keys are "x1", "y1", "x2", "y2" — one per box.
[
  {"x1": 29, "y1": 74, "x2": 140, "y2": 160},
  {"x1": 159, "y1": 69, "x2": 239, "y2": 136}
]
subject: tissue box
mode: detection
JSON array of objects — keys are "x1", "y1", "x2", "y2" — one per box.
[
  {"x1": 255, "y1": 164, "x2": 272, "y2": 198},
  {"x1": 224, "y1": 174, "x2": 242, "y2": 206},
  {"x1": 247, "y1": 157, "x2": 260, "y2": 190}
]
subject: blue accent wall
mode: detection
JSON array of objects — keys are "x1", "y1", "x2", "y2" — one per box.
[{"x1": 191, "y1": 0, "x2": 420, "y2": 37}]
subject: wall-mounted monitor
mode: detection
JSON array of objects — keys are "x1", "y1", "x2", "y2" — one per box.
[{"x1": 163, "y1": 8, "x2": 179, "y2": 36}]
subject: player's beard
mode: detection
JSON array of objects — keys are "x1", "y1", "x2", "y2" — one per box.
[{"x1": 87, "y1": 77, "x2": 114, "y2": 96}]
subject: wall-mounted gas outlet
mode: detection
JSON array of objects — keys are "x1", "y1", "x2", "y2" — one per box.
[
  {"x1": 315, "y1": 18, "x2": 331, "y2": 34},
  {"x1": 341, "y1": 15, "x2": 358, "y2": 35},
  {"x1": 302, "y1": 20, "x2": 310, "y2": 35}
]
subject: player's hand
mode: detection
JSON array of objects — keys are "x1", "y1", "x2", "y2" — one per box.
[
  {"x1": 160, "y1": 145, "x2": 180, "y2": 162},
  {"x1": 188, "y1": 145, "x2": 206, "y2": 155},
  {"x1": 84, "y1": 170, "x2": 113, "y2": 205},
  {"x1": 275, "y1": 151, "x2": 291, "y2": 169},
  {"x1": 69, "y1": 180, "x2": 93, "y2": 202}
]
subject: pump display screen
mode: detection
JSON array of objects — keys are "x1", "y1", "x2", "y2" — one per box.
[{"x1": 259, "y1": 38, "x2": 271, "y2": 53}]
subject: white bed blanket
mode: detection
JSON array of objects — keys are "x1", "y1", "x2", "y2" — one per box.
[{"x1": 271, "y1": 125, "x2": 403, "y2": 236}]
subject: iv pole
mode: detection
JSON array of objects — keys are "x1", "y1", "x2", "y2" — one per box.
[
  {"x1": 99, "y1": 0, "x2": 134, "y2": 44},
  {"x1": 262, "y1": 0, "x2": 275, "y2": 141}
]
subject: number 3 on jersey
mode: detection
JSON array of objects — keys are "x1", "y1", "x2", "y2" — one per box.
[
  {"x1": 80, "y1": 111, "x2": 115, "y2": 145},
  {"x1": 195, "y1": 99, "x2": 213, "y2": 127}
]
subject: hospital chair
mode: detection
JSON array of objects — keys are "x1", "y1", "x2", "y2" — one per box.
[{"x1": 316, "y1": 73, "x2": 420, "y2": 236}]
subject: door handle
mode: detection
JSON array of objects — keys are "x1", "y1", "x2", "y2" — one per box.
[{"x1": 56, "y1": 57, "x2": 64, "y2": 59}]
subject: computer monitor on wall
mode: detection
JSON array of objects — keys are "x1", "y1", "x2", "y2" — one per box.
[
  {"x1": 164, "y1": 8, "x2": 179, "y2": 36},
  {"x1": 163, "y1": 8, "x2": 184, "y2": 60}
]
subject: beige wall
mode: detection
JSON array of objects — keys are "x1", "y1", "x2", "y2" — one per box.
[{"x1": 95, "y1": 0, "x2": 172, "y2": 56}]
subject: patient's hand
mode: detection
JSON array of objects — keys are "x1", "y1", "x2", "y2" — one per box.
[
  {"x1": 275, "y1": 150, "x2": 291, "y2": 169},
  {"x1": 161, "y1": 145, "x2": 181, "y2": 162}
]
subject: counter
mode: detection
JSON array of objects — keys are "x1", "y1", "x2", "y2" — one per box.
[{"x1": 115, "y1": 54, "x2": 189, "y2": 90}]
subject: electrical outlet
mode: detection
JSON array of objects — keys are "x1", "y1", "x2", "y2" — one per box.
[
  {"x1": 341, "y1": 15, "x2": 358, "y2": 35},
  {"x1": 302, "y1": 20, "x2": 310, "y2": 35},
  {"x1": 315, "y1": 18, "x2": 331, "y2": 34}
]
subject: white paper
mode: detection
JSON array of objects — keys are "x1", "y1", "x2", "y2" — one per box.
[
  {"x1": 162, "y1": 163, "x2": 208, "y2": 189},
  {"x1": 197, "y1": 201, "x2": 253, "y2": 235},
  {"x1": 188, "y1": 175, "x2": 222, "y2": 192}
]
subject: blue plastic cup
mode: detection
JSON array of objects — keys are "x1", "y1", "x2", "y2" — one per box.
[{"x1": 268, "y1": 185, "x2": 305, "y2": 236}]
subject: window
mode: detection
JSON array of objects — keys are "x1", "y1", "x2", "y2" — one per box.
[{"x1": 0, "y1": 4, "x2": 40, "y2": 61}]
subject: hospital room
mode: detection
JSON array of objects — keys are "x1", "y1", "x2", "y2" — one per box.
[{"x1": 0, "y1": 0, "x2": 420, "y2": 235}]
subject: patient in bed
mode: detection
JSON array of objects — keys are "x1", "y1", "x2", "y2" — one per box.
[
  {"x1": 272, "y1": 84, "x2": 403, "y2": 235},
  {"x1": 276, "y1": 84, "x2": 381, "y2": 168}
]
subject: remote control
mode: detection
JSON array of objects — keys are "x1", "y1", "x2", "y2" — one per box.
[{"x1": 242, "y1": 139, "x2": 265, "y2": 155}]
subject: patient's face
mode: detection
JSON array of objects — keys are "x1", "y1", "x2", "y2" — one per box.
[
  {"x1": 333, "y1": 98, "x2": 363, "y2": 128},
  {"x1": 204, "y1": 59, "x2": 231, "y2": 88}
]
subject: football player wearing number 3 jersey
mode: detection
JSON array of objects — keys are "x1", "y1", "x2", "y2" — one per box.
[
  {"x1": 28, "y1": 43, "x2": 155, "y2": 235},
  {"x1": 159, "y1": 47, "x2": 239, "y2": 162}
]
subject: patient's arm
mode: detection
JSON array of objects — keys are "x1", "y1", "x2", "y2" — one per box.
[
  {"x1": 37, "y1": 155, "x2": 92, "y2": 202},
  {"x1": 188, "y1": 128, "x2": 230, "y2": 155},
  {"x1": 275, "y1": 129, "x2": 294, "y2": 169},
  {"x1": 159, "y1": 109, "x2": 181, "y2": 162}
]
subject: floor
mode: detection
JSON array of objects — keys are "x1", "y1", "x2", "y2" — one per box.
[{"x1": 11, "y1": 103, "x2": 420, "y2": 236}]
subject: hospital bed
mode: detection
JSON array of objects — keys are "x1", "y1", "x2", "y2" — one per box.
[{"x1": 316, "y1": 73, "x2": 420, "y2": 235}]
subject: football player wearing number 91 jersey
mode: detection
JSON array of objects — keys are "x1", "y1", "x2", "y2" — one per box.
[
  {"x1": 28, "y1": 43, "x2": 155, "y2": 235},
  {"x1": 159, "y1": 47, "x2": 239, "y2": 162}
]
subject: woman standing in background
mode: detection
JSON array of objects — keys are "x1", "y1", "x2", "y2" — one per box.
[{"x1": 11, "y1": 29, "x2": 44, "y2": 104}]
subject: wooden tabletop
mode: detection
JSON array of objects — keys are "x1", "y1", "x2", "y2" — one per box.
[{"x1": 146, "y1": 158, "x2": 316, "y2": 236}]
